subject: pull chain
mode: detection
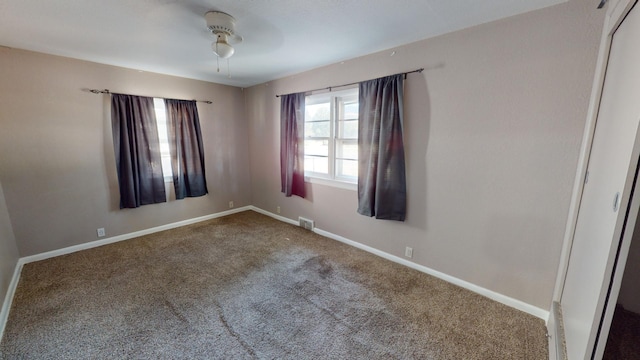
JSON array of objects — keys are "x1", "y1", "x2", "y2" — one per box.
[{"x1": 215, "y1": 40, "x2": 221, "y2": 73}]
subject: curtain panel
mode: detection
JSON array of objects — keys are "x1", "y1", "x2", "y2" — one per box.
[
  {"x1": 165, "y1": 99, "x2": 208, "y2": 199},
  {"x1": 111, "y1": 93, "x2": 166, "y2": 208},
  {"x1": 357, "y1": 74, "x2": 407, "y2": 221},
  {"x1": 280, "y1": 92, "x2": 306, "y2": 198}
]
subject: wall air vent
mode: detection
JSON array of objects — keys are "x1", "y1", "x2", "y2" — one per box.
[{"x1": 298, "y1": 217, "x2": 314, "y2": 231}]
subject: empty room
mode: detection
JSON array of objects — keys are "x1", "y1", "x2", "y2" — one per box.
[{"x1": 1, "y1": 0, "x2": 635, "y2": 359}]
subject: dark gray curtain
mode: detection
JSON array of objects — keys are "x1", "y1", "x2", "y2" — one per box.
[
  {"x1": 280, "y1": 92, "x2": 306, "y2": 198},
  {"x1": 357, "y1": 74, "x2": 407, "y2": 221},
  {"x1": 111, "y1": 93, "x2": 166, "y2": 208},
  {"x1": 165, "y1": 99, "x2": 208, "y2": 199}
]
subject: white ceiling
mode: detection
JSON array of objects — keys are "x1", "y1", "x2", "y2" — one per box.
[{"x1": 0, "y1": 0, "x2": 567, "y2": 88}]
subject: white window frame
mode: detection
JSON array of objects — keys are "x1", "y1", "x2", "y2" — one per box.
[{"x1": 304, "y1": 87, "x2": 358, "y2": 190}]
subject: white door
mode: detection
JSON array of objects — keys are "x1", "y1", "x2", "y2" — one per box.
[{"x1": 561, "y1": 3, "x2": 640, "y2": 359}]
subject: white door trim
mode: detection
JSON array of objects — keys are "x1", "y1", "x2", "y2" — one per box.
[
  {"x1": 552, "y1": 0, "x2": 637, "y2": 306},
  {"x1": 549, "y1": 0, "x2": 637, "y2": 359}
]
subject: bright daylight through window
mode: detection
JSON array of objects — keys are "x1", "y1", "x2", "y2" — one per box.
[
  {"x1": 153, "y1": 98, "x2": 173, "y2": 181},
  {"x1": 304, "y1": 87, "x2": 359, "y2": 184}
]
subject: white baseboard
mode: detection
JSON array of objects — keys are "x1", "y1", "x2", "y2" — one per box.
[
  {"x1": 0, "y1": 260, "x2": 23, "y2": 342},
  {"x1": 2, "y1": 205, "x2": 549, "y2": 341},
  {"x1": 249, "y1": 206, "x2": 298, "y2": 226},
  {"x1": 252, "y1": 206, "x2": 549, "y2": 321},
  {"x1": 547, "y1": 317, "x2": 557, "y2": 360},
  {"x1": 1, "y1": 206, "x2": 253, "y2": 340},
  {"x1": 20, "y1": 206, "x2": 252, "y2": 264},
  {"x1": 314, "y1": 228, "x2": 549, "y2": 320},
  {"x1": 547, "y1": 301, "x2": 566, "y2": 360}
]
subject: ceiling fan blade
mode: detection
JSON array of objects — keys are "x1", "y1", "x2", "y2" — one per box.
[{"x1": 228, "y1": 34, "x2": 243, "y2": 44}]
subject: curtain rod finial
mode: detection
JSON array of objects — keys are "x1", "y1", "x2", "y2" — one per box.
[{"x1": 90, "y1": 89, "x2": 110, "y2": 94}]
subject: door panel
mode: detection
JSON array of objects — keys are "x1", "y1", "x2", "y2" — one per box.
[{"x1": 561, "y1": 4, "x2": 640, "y2": 359}]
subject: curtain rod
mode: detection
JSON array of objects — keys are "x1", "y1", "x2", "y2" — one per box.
[
  {"x1": 88, "y1": 89, "x2": 213, "y2": 104},
  {"x1": 275, "y1": 68, "x2": 424, "y2": 98}
]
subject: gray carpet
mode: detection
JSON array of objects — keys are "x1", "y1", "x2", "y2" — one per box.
[{"x1": 0, "y1": 211, "x2": 547, "y2": 359}]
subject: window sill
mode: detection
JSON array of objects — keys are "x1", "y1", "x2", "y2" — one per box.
[{"x1": 305, "y1": 176, "x2": 357, "y2": 191}]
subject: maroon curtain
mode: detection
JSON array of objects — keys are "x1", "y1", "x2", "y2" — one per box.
[
  {"x1": 357, "y1": 74, "x2": 407, "y2": 221},
  {"x1": 165, "y1": 99, "x2": 208, "y2": 199},
  {"x1": 111, "y1": 94, "x2": 166, "y2": 208},
  {"x1": 280, "y1": 93, "x2": 306, "y2": 198}
]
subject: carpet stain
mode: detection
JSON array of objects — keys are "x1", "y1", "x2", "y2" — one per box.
[
  {"x1": 162, "y1": 299, "x2": 189, "y2": 325},
  {"x1": 297, "y1": 255, "x2": 334, "y2": 279}
]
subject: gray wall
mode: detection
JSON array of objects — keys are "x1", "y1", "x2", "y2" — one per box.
[
  {"x1": 0, "y1": 0, "x2": 605, "y2": 312},
  {"x1": 0, "y1": 48, "x2": 252, "y2": 256},
  {"x1": 245, "y1": 0, "x2": 604, "y2": 310},
  {"x1": 0, "y1": 182, "x2": 19, "y2": 308}
]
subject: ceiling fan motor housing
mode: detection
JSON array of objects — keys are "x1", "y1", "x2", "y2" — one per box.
[{"x1": 205, "y1": 11, "x2": 236, "y2": 36}]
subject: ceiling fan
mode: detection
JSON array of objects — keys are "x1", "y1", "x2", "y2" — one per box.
[{"x1": 205, "y1": 11, "x2": 243, "y2": 60}]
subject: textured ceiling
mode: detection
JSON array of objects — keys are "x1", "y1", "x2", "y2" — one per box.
[{"x1": 0, "y1": 0, "x2": 567, "y2": 87}]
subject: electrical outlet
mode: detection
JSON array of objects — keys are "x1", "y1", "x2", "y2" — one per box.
[
  {"x1": 97, "y1": 228, "x2": 106, "y2": 238},
  {"x1": 229, "y1": 201, "x2": 234, "y2": 208},
  {"x1": 277, "y1": 206, "x2": 281, "y2": 214},
  {"x1": 405, "y1": 247, "x2": 413, "y2": 258}
]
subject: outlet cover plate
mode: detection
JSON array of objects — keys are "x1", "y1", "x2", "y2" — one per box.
[{"x1": 405, "y1": 247, "x2": 413, "y2": 258}]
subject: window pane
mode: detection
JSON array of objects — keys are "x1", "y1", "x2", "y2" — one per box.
[
  {"x1": 305, "y1": 103, "x2": 330, "y2": 121},
  {"x1": 305, "y1": 156, "x2": 329, "y2": 174},
  {"x1": 305, "y1": 120, "x2": 330, "y2": 137},
  {"x1": 304, "y1": 139, "x2": 329, "y2": 157},
  {"x1": 153, "y1": 98, "x2": 172, "y2": 180},
  {"x1": 161, "y1": 156, "x2": 172, "y2": 179},
  {"x1": 336, "y1": 159, "x2": 358, "y2": 179},
  {"x1": 336, "y1": 140, "x2": 358, "y2": 160},
  {"x1": 344, "y1": 102, "x2": 358, "y2": 119},
  {"x1": 338, "y1": 119, "x2": 358, "y2": 139},
  {"x1": 304, "y1": 88, "x2": 358, "y2": 183}
]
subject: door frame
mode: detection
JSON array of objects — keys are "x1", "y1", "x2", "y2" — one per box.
[{"x1": 550, "y1": 0, "x2": 638, "y2": 358}]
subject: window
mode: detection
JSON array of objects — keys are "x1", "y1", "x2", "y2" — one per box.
[
  {"x1": 153, "y1": 98, "x2": 173, "y2": 181},
  {"x1": 304, "y1": 87, "x2": 359, "y2": 184},
  {"x1": 112, "y1": 95, "x2": 207, "y2": 208}
]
